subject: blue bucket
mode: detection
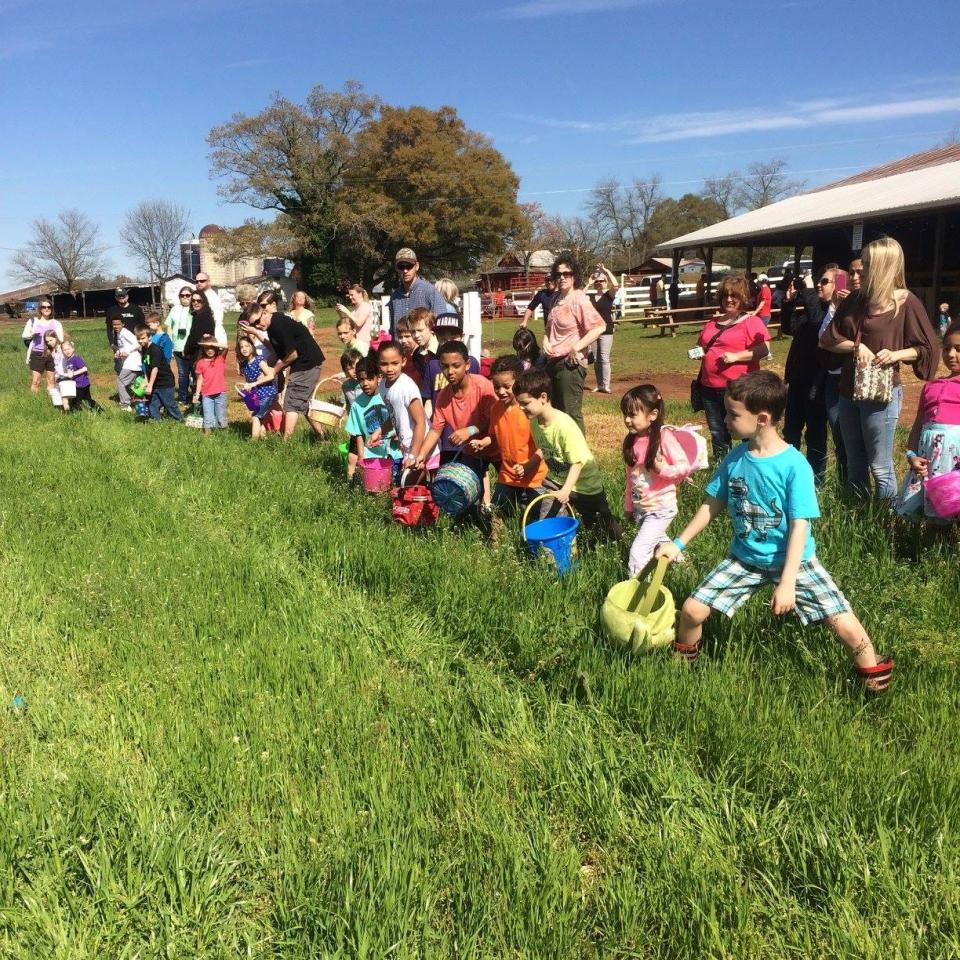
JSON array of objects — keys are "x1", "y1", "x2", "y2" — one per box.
[{"x1": 524, "y1": 514, "x2": 580, "y2": 573}]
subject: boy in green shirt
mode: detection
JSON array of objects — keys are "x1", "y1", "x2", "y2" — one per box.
[{"x1": 513, "y1": 369, "x2": 621, "y2": 540}]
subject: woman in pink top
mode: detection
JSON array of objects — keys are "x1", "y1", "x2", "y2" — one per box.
[
  {"x1": 542, "y1": 256, "x2": 605, "y2": 436},
  {"x1": 897, "y1": 322, "x2": 960, "y2": 520},
  {"x1": 694, "y1": 275, "x2": 771, "y2": 457},
  {"x1": 335, "y1": 284, "x2": 374, "y2": 347}
]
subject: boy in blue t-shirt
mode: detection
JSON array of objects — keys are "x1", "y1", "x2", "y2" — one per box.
[
  {"x1": 657, "y1": 371, "x2": 893, "y2": 693},
  {"x1": 344, "y1": 355, "x2": 398, "y2": 485}
]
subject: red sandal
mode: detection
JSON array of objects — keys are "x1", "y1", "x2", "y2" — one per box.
[
  {"x1": 856, "y1": 657, "x2": 894, "y2": 694},
  {"x1": 671, "y1": 640, "x2": 701, "y2": 664}
]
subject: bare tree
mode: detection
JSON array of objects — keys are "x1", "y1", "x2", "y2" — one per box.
[
  {"x1": 585, "y1": 175, "x2": 663, "y2": 267},
  {"x1": 120, "y1": 200, "x2": 191, "y2": 295},
  {"x1": 701, "y1": 173, "x2": 742, "y2": 218},
  {"x1": 12, "y1": 209, "x2": 107, "y2": 292},
  {"x1": 540, "y1": 214, "x2": 606, "y2": 271},
  {"x1": 937, "y1": 123, "x2": 960, "y2": 147},
  {"x1": 736, "y1": 159, "x2": 804, "y2": 210}
]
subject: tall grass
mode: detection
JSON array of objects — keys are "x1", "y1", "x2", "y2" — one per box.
[{"x1": 0, "y1": 321, "x2": 957, "y2": 958}]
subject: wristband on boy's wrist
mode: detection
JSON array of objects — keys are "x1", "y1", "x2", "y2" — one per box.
[
  {"x1": 672, "y1": 537, "x2": 686, "y2": 552},
  {"x1": 906, "y1": 450, "x2": 918, "y2": 461},
  {"x1": 467, "y1": 425, "x2": 479, "y2": 437}
]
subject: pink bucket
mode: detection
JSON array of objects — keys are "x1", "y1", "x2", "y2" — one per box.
[
  {"x1": 361, "y1": 457, "x2": 394, "y2": 493},
  {"x1": 925, "y1": 471, "x2": 960, "y2": 519}
]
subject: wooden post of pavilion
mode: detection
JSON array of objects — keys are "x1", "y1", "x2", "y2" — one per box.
[{"x1": 932, "y1": 211, "x2": 946, "y2": 315}]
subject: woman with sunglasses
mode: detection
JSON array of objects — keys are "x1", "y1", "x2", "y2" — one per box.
[
  {"x1": 780, "y1": 266, "x2": 847, "y2": 484},
  {"x1": 182, "y1": 290, "x2": 217, "y2": 372},
  {"x1": 693, "y1": 275, "x2": 771, "y2": 458},
  {"x1": 27, "y1": 298, "x2": 64, "y2": 393},
  {"x1": 541, "y1": 256, "x2": 606, "y2": 436},
  {"x1": 165, "y1": 286, "x2": 196, "y2": 404}
]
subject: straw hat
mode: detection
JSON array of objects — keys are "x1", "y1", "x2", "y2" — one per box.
[{"x1": 197, "y1": 335, "x2": 225, "y2": 352}]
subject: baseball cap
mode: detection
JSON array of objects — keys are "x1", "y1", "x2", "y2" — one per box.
[
  {"x1": 394, "y1": 247, "x2": 417, "y2": 265},
  {"x1": 758, "y1": 273, "x2": 768, "y2": 281},
  {"x1": 433, "y1": 312, "x2": 462, "y2": 333},
  {"x1": 115, "y1": 286, "x2": 128, "y2": 296}
]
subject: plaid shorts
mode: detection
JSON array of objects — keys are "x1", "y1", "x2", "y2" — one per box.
[{"x1": 691, "y1": 555, "x2": 851, "y2": 625}]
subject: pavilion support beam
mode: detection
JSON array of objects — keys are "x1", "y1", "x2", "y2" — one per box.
[
  {"x1": 704, "y1": 247, "x2": 714, "y2": 307},
  {"x1": 745, "y1": 245, "x2": 753, "y2": 279},
  {"x1": 932, "y1": 211, "x2": 946, "y2": 314},
  {"x1": 793, "y1": 244, "x2": 803, "y2": 277}
]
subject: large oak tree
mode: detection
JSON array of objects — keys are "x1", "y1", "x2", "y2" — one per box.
[{"x1": 208, "y1": 83, "x2": 523, "y2": 293}]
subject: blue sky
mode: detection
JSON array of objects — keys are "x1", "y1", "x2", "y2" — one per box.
[{"x1": 3, "y1": 0, "x2": 960, "y2": 288}]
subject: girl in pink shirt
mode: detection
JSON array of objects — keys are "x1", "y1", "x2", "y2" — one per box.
[
  {"x1": 622, "y1": 385, "x2": 703, "y2": 575},
  {"x1": 193, "y1": 336, "x2": 228, "y2": 434},
  {"x1": 897, "y1": 323, "x2": 960, "y2": 521}
]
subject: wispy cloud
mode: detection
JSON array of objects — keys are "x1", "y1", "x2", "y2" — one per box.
[
  {"x1": 516, "y1": 94, "x2": 960, "y2": 143},
  {"x1": 491, "y1": 0, "x2": 655, "y2": 19},
  {"x1": 0, "y1": 37, "x2": 52, "y2": 61}
]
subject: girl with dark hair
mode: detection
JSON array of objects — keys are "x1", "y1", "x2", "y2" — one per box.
[
  {"x1": 622, "y1": 385, "x2": 702, "y2": 575},
  {"x1": 541, "y1": 254, "x2": 605, "y2": 436},
  {"x1": 512, "y1": 327, "x2": 542, "y2": 370},
  {"x1": 183, "y1": 289, "x2": 217, "y2": 363}
]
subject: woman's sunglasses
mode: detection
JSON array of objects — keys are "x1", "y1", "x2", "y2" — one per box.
[{"x1": 554, "y1": 270, "x2": 574, "y2": 279}]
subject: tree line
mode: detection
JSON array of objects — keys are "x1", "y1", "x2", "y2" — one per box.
[{"x1": 10, "y1": 81, "x2": 808, "y2": 297}]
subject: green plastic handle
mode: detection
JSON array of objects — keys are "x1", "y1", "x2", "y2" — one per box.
[{"x1": 638, "y1": 555, "x2": 671, "y2": 617}]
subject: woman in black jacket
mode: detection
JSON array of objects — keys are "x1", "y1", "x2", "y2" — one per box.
[
  {"x1": 780, "y1": 266, "x2": 846, "y2": 484},
  {"x1": 183, "y1": 290, "x2": 216, "y2": 363}
]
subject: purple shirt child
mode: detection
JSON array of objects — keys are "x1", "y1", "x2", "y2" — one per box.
[{"x1": 64, "y1": 354, "x2": 91, "y2": 389}]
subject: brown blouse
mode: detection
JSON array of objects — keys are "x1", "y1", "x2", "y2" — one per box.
[{"x1": 820, "y1": 290, "x2": 940, "y2": 398}]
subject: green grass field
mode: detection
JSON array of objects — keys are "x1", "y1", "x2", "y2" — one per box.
[{"x1": 1, "y1": 318, "x2": 958, "y2": 958}]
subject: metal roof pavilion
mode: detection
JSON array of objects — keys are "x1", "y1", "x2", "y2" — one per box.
[{"x1": 657, "y1": 152, "x2": 960, "y2": 250}]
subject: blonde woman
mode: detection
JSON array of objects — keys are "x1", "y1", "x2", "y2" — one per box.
[
  {"x1": 289, "y1": 290, "x2": 315, "y2": 331},
  {"x1": 821, "y1": 236, "x2": 939, "y2": 500},
  {"x1": 335, "y1": 284, "x2": 373, "y2": 346}
]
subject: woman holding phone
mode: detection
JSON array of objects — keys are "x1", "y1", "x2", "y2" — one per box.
[{"x1": 780, "y1": 265, "x2": 847, "y2": 483}]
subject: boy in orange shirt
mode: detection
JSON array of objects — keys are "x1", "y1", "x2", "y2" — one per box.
[{"x1": 470, "y1": 355, "x2": 548, "y2": 516}]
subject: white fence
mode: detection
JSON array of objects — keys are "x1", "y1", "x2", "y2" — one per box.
[{"x1": 508, "y1": 282, "x2": 701, "y2": 321}]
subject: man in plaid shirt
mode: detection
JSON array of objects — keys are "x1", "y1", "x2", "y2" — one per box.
[{"x1": 656, "y1": 370, "x2": 893, "y2": 693}]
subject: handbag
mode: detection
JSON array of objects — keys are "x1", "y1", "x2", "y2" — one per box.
[
  {"x1": 690, "y1": 324, "x2": 729, "y2": 413},
  {"x1": 851, "y1": 308, "x2": 894, "y2": 404}
]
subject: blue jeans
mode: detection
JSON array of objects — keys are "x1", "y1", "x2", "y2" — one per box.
[
  {"x1": 784, "y1": 379, "x2": 827, "y2": 484},
  {"x1": 201, "y1": 392, "x2": 228, "y2": 429},
  {"x1": 149, "y1": 386, "x2": 183, "y2": 421},
  {"x1": 823, "y1": 372, "x2": 847, "y2": 483},
  {"x1": 174, "y1": 352, "x2": 192, "y2": 404},
  {"x1": 700, "y1": 384, "x2": 731, "y2": 459},
  {"x1": 837, "y1": 387, "x2": 902, "y2": 500}
]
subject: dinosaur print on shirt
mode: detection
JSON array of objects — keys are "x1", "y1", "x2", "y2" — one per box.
[{"x1": 705, "y1": 443, "x2": 820, "y2": 567}]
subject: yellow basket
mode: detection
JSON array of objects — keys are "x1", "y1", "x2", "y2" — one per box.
[
  {"x1": 601, "y1": 556, "x2": 676, "y2": 654},
  {"x1": 307, "y1": 377, "x2": 346, "y2": 429}
]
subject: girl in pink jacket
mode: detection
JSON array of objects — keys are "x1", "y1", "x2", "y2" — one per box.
[{"x1": 622, "y1": 385, "x2": 704, "y2": 575}]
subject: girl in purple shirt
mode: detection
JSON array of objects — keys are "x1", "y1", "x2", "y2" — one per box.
[{"x1": 60, "y1": 341, "x2": 102, "y2": 413}]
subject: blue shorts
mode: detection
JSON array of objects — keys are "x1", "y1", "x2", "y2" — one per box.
[{"x1": 691, "y1": 555, "x2": 851, "y2": 625}]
